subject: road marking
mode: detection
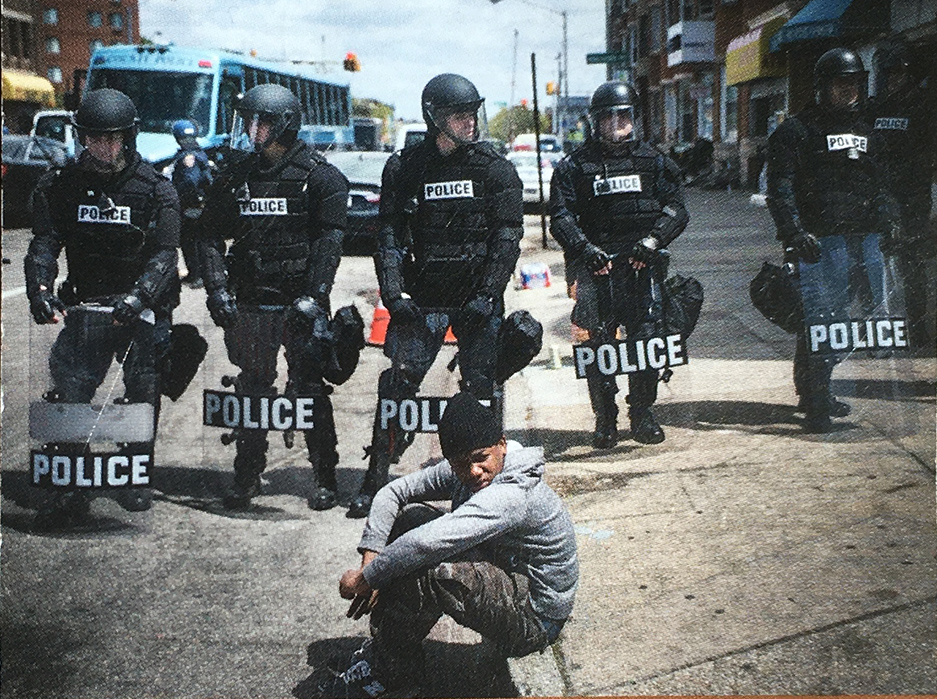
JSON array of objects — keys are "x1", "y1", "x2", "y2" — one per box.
[{"x1": 3, "y1": 286, "x2": 27, "y2": 300}]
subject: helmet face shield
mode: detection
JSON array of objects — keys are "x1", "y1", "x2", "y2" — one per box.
[
  {"x1": 591, "y1": 105, "x2": 636, "y2": 145},
  {"x1": 230, "y1": 110, "x2": 286, "y2": 153},
  {"x1": 819, "y1": 72, "x2": 867, "y2": 111},
  {"x1": 430, "y1": 100, "x2": 485, "y2": 146}
]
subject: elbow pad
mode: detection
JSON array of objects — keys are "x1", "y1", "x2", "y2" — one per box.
[
  {"x1": 652, "y1": 204, "x2": 689, "y2": 247},
  {"x1": 134, "y1": 248, "x2": 179, "y2": 305},
  {"x1": 306, "y1": 228, "x2": 344, "y2": 301},
  {"x1": 550, "y1": 215, "x2": 589, "y2": 254}
]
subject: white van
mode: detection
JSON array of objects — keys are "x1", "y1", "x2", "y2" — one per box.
[
  {"x1": 394, "y1": 123, "x2": 427, "y2": 151},
  {"x1": 30, "y1": 110, "x2": 78, "y2": 158}
]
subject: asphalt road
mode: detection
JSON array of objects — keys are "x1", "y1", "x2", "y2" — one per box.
[{"x1": 2, "y1": 188, "x2": 934, "y2": 697}]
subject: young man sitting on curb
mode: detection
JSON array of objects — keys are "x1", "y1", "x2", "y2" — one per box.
[{"x1": 324, "y1": 391, "x2": 579, "y2": 698}]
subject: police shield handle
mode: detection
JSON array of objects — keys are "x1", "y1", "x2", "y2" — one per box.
[{"x1": 574, "y1": 334, "x2": 687, "y2": 379}]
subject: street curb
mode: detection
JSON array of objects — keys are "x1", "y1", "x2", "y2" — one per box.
[{"x1": 507, "y1": 641, "x2": 567, "y2": 697}]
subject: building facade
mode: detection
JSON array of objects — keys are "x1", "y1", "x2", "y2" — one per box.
[
  {"x1": 2, "y1": 0, "x2": 56, "y2": 131},
  {"x1": 604, "y1": 0, "x2": 937, "y2": 186},
  {"x1": 34, "y1": 0, "x2": 140, "y2": 105}
]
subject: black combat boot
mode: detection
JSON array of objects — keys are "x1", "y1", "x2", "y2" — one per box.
[
  {"x1": 593, "y1": 409, "x2": 618, "y2": 449},
  {"x1": 224, "y1": 438, "x2": 266, "y2": 510},
  {"x1": 588, "y1": 372, "x2": 619, "y2": 449},
  {"x1": 629, "y1": 406, "x2": 665, "y2": 444}
]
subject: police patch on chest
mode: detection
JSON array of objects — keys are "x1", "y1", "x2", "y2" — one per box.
[
  {"x1": 239, "y1": 198, "x2": 289, "y2": 215},
  {"x1": 424, "y1": 180, "x2": 474, "y2": 200},
  {"x1": 77, "y1": 204, "x2": 131, "y2": 224},
  {"x1": 874, "y1": 117, "x2": 909, "y2": 131},
  {"x1": 826, "y1": 134, "x2": 868, "y2": 153},
  {"x1": 593, "y1": 174, "x2": 642, "y2": 196}
]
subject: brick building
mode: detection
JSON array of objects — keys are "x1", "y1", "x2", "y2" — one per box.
[
  {"x1": 2, "y1": 0, "x2": 56, "y2": 131},
  {"x1": 34, "y1": 0, "x2": 140, "y2": 105},
  {"x1": 603, "y1": 0, "x2": 936, "y2": 187}
]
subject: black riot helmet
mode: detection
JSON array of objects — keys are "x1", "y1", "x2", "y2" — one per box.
[
  {"x1": 72, "y1": 88, "x2": 139, "y2": 161},
  {"x1": 814, "y1": 48, "x2": 867, "y2": 113},
  {"x1": 589, "y1": 81, "x2": 640, "y2": 149},
  {"x1": 873, "y1": 41, "x2": 912, "y2": 98},
  {"x1": 421, "y1": 73, "x2": 486, "y2": 146},
  {"x1": 230, "y1": 83, "x2": 303, "y2": 153}
]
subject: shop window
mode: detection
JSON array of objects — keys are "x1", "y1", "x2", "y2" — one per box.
[
  {"x1": 43, "y1": 8, "x2": 58, "y2": 25},
  {"x1": 722, "y1": 77, "x2": 738, "y2": 143},
  {"x1": 45, "y1": 37, "x2": 60, "y2": 54},
  {"x1": 88, "y1": 11, "x2": 103, "y2": 28}
]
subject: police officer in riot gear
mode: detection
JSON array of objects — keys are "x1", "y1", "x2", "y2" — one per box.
[
  {"x1": 550, "y1": 81, "x2": 689, "y2": 448},
  {"x1": 25, "y1": 88, "x2": 181, "y2": 526},
  {"x1": 171, "y1": 119, "x2": 213, "y2": 288},
  {"x1": 767, "y1": 48, "x2": 902, "y2": 432},
  {"x1": 350, "y1": 73, "x2": 523, "y2": 519},
  {"x1": 198, "y1": 83, "x2": 349, "y2": 511},
  {"x1": 868, "y1": 41, "x2": 936, "y2": 351}
]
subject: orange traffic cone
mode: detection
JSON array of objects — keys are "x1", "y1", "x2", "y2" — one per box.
[
  {"x1": 368, "y1": 298, "x2": 390, "y2": 346},
  {"x1": 444, "y1": 325, "x2": 457, "y2": 344}
]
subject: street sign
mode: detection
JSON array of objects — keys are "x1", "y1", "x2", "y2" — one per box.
[{"x1": 586, "y1": 52, "x2": 630, "y2": 65}]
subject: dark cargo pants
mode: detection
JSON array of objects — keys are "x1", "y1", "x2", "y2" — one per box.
[{"x1": 368, "y1": 504, "x2": 556, "y2": 688}]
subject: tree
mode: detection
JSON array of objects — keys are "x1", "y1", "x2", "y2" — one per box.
[{"x1": 488, "y1": 104, "x2": 551, "y2": 143}]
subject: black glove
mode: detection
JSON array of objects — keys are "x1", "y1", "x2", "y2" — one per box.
[
  {"x1": 112, "y1": 292, "x2": 145, "y2": 325},
  {"x1": 879, "y1": 222, "x2": 902, "y2": 257},
  {"x1": 786, "y1": 232, "x2": 821, "y2": 264},
  {"x1": 286, "y1": 295, "x2": 327, "y2": 333},
  {"x1": 207, "y1": 288, "x2": 238, "y2": 328},
  {"x1": 29, "y1": 289, "x2": 65, "y2": 325},
  {"x1": 460, "y1": 295, "x2": 494, "y2": 331},
  {"x1": 629, "y1": 236, "x2": 660, "y2": 266},
  {"x1": 388, "y1": 297, "x2": 422, "y2": 324},
  {"x1": 581, "y1": 243, "x2": 611, "y2": 274}
]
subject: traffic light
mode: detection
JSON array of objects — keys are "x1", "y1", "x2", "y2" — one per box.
[
  {"x1": 343, "y1": 52, "x2": 361, "y2": 72},
  {"x1": 546, "y1": 81, "x2": 557, "y2": 95},
  {"x1": 520, "y1": 98, "x2": 528, "y2": 107}
]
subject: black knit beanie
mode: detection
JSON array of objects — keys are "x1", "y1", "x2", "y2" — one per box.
[{"x1": 438, "y1": 392, "x2": 502, "y2": 458}]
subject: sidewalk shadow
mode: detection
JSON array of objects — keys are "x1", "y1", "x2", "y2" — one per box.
[
  {"x1": 296, "y1": 635, "x2": 514, "y2": 699},
  {"x1": 831, "y1": 377, "x2": 936, "y2": 402},
  {"x1": 1, "y1": 619, "x2": 81, "y2": 696}
]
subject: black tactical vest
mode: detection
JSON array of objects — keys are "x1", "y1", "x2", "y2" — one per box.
[
  {"x1": 572, "y1": 142, "x2": 665, "y2": 255},
  {"x1": 868, "y1": 94, "x2": 926, "y2": 205},
  {"x1": 790, "y1": 109, "x2": 881, "y2": 237},
  {"x1": 398, "y1": 142, "x2": 501, "y2": 307},
  {"x1": 52, "y1": 158, "x2": 161, "y2": 299},
  {"x1": 227, "y1": 145, "x2": 321, "y2": 302}
]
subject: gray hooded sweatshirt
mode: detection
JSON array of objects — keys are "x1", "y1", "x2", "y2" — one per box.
[{"x1": 359, "y1": 442, "x2": 579, "y2": 622}]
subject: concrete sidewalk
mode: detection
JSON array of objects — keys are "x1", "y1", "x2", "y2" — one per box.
[{"x1": 502, "y1": 193, "x2": 937, "y2": 695}]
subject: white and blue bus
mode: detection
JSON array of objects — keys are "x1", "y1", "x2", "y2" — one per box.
[{"x1": 85, "y1": 43, "x2": 352, "y2": 166}]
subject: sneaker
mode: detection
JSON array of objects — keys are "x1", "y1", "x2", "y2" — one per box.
[
  {"x1": 308, "y1": 486, "x2": 337, "y2": 511},
  {"x1": 347, "y1": 493, "x2": 372, "y2": 519},
  {"x1": 318, "y1": 658, "x2": 387, "y2": 698},
  {"x1": 630, "y1": 409, "x2": 665, "y2": 444},
  {"x1": 223, "y1": 476, "x2": 261, "y2": 510}
]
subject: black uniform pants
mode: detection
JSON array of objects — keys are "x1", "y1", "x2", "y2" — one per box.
[
  {"x1": 360, "y1": 309, "x2": 500, "y2": 496},
  {"x1": 573, "y1": 263, "x2": 662, "y2": 420},
  {"x1": 223, "y1": 307, "x2": 337, "y2": 488},
  {"x1": 368, "y1": 504, "x2": 554, "y2": 688}
]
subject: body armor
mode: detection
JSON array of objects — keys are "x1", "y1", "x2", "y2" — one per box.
[
  {"x1": 782, "y1": 107, "x2": 881, "y2": 237},
  {"x1": 45, "y1": 158, "x2": 168, "y2": 303},
  {"x1": 397, "y1": 142, "x2": 508, "y2": 307},
  {"x1": 226, "y1": 146, "x2": 323, "y2": 303},
  {"x1": 570, "y1": 142, "x2": 666, "y2": 256}
]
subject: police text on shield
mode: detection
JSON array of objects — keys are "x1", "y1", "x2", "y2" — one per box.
[
  {"x1": 31, "y1": 450, "x2": 151, "y2": 489},
  {"x1": 808, "y1": 318, "x2": 908, "y2": 354},
  {"x1": 574, "y1": 334, "x2": 686, "y2": 379},
  {"x1": 203, "y1": 390, "x2": 316, "y2": 430}
]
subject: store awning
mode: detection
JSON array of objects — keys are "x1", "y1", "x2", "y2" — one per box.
[
  {"x1": 2, "y1": 70, "x2": 56, "y2": 106},
  {"x1": 769, "y1": 0, "x2": 887, "y2": 52},
  {"x1": 726, "y1": 16, "x2": 787, "y2": 85}
]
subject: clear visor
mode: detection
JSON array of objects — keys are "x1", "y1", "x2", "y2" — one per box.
[
  {"x1": 821, "y1": 74, "x2": 867, "y2": 110},
  {"x1": 230, "y1": 110, "x2": 282, "y2": 153},
  {"x1": 435, "y1": 102, "x2": 486, "y2": 145},
  {"x1": 592, "y1": 106, "x2": 636, "y2": 144}
]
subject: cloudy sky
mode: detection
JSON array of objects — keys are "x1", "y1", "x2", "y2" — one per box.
[{"x1": 138, "y1": 0, "x2": 609, "y2": 121}]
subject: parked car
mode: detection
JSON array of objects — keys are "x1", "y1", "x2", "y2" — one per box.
[
  {"x1": 2, "y1": 134, "x2": 70, "y2": 229},
  {"x1": 31, "y1": 109, "x2": 78, "y2": 159},
  {"x1": 507, "y1": 150, "x2": 563, "y2": 213},
  {"x1": 393, "y1": 123, "x2": 426, "y2": 151},
  {"x1": 298, "y1": 125, "x2": 353, "y2": 152},
  {"x1": 510, "y1": 133, "x2": 562, "y2": 153},
  {"x1": 323, "y1": 150, "x2": 391, "y2": 254}
]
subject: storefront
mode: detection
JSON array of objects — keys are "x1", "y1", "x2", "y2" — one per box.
[{"x1": 2, "y1": 69, "x2": 56, "y2": 133}]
